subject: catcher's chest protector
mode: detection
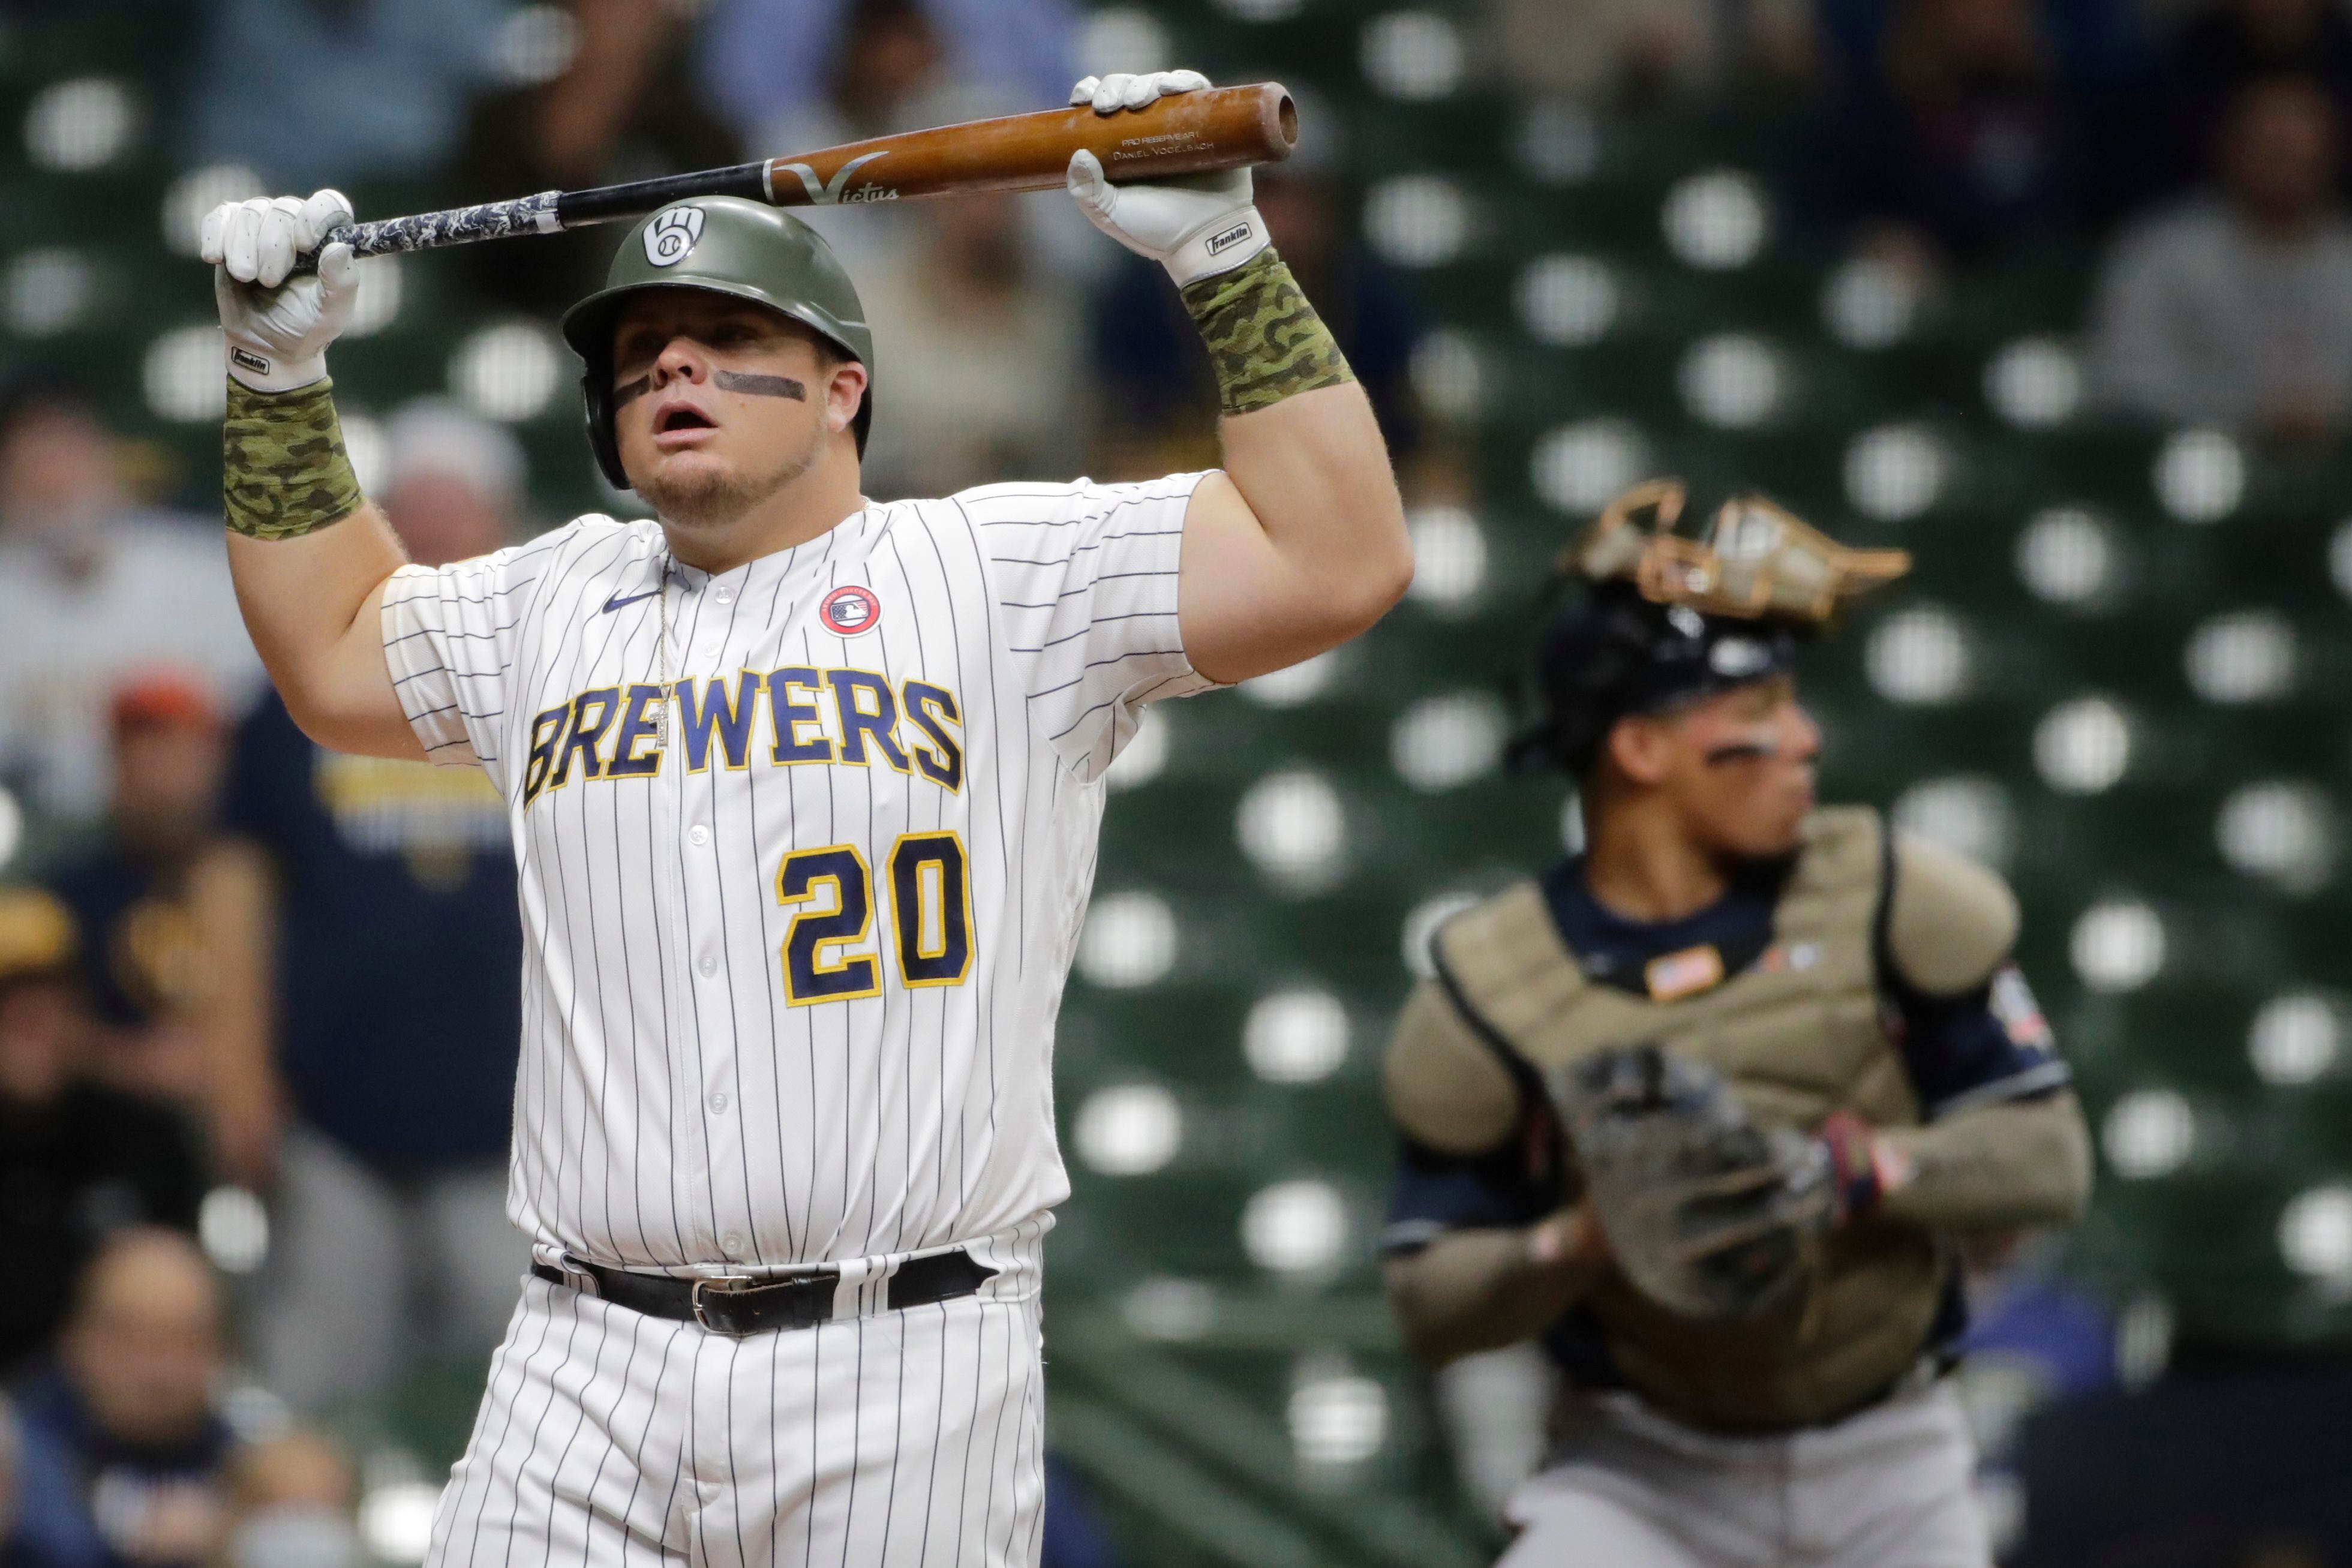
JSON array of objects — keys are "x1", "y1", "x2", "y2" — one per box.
[{"x1": 1431, "y1": 807, "x2": 1945, "y2": 1432}]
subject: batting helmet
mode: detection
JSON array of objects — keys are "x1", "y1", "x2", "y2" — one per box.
[
  {"x1": 1510, "y1": 480, "x2": 1911, "y2": 776},
  {"x1": 560, "y1": 197, "x2": 875, "y2": 491}
]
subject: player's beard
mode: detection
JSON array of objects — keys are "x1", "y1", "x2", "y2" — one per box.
[{"x1": 638, "y1": 422, "x2": 823, "y2": 532}]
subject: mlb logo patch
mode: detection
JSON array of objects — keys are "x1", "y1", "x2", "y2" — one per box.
[
  {"x1": 1645, "y1": 944, "x2": 1726, "y2": 1002},
  {"x1": 818, "y1": 585, "x2": 882, "y2": 637}
]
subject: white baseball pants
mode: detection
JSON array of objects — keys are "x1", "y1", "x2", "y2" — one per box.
[
  {"x1": 425, "y1": 1270, "x2": 1045, "y2": 1568},
  {"x1": 1498, "y1": 1375, "x2": 1990, "y2": 1568}
]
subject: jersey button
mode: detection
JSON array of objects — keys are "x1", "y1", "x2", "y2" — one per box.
[
  {"x1": 688, "y1": 825, "x2": 710, "y2": 846},
  {"x1": 714, "y1": 585, "x2": 735, "y2": 605},
  {"x1": 722, "y1": 1231, "x2": 744, "y2": 1253},
  {"x1": 697, "y1": 956, "x2": 717, "y2": 978},
  {"x1": 708, "y1": 1092, "x2": 729, "y2": 1113}
]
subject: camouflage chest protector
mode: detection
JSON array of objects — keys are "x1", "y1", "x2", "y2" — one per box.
[{"x1": 1431, "y1": 807, "x2": 1946, "y2": 1432}]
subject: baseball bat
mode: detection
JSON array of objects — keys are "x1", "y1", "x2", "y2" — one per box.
[{"x1": 306, "y1": 83, "x2": 1297, "y2": 263}]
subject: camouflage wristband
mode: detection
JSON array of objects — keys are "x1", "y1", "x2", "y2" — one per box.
[
  {"x1": 1179, "y1": 248, "x2": 1354, "y2": 417},
  {"x1": 223, "y1": 376, "x2": 364, "y2": 541}
]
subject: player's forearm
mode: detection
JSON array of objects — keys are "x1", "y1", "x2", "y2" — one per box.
[
  {"x1": 1384, "y1": 1208, "x2": 1609, "y2": 1367},
  {"x1": 1872, "y1": 1092, "x2": 2092, "y2": 1232},
  {"x1": 1185, "y1": 253, "x2": 1411, "y2": 631},
  {"x1": 223, "y1": 378, "x2": 414, "y2": 753}
]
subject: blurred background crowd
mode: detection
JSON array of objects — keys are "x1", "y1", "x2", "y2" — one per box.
[{"x1": 2, "y1": 0, "x2": 2352, "y2": 1564}]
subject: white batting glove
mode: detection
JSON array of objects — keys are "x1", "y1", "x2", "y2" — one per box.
[
  {"x1": 1067, "y1": 71, "x2": 1269, "y2": 287},
  {"x1": 200, "y1": 190, "x2": 361, "y2": 393}
]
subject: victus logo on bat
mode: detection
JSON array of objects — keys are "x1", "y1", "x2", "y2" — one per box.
[{"x1": 774, "y1": 151, "x2": 896, "y2": 206}]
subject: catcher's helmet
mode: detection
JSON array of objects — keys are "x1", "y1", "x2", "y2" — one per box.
[
  {"x1": 560, "y1": 197, "x2": 874, "y2": 491},
  {"x1": 1510, "y1": 480, "x2": 1911, "y2": 776}
]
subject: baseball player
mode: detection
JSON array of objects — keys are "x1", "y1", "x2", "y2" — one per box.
[
  {"x1": 1380, "y1": 482, "x2": 2093, "y2": 1567},
  {"x1": 199, "y1": 68, "x2": 1409, "y2": 1568}
]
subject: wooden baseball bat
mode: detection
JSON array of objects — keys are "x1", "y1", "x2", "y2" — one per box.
[{"x1": 310, "y1": 83, "x2": 1297, "y2": 263}]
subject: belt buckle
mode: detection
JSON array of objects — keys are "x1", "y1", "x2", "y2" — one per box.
[{"x1": 690, "y1": 1274, "x2": 757, "y2": 1336}]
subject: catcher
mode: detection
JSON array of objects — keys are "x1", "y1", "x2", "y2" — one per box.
[{"x1": 1381, "y1": 481, "x2": 2093, "y2": 1567}]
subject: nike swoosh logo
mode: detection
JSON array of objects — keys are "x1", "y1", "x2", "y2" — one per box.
[{"x1": 602, "y1": 590, "x2": 659, "y2": 613}]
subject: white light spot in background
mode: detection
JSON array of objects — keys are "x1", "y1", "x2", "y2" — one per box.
[
  {"x1": 1410, "y1": 328, "x2": 1483, "y2": 420},
  {"x1": 2071, "y1": 899, "x2": 2167, "y2": 993},
  {"x1": 1865, "y1": 606, "x2": 1971, "y2": 705},
  {"x1": 450, "y1": 322, "x2": 562, "y2": 421},
  {"x1": 1361, "y1": 11, "x2": 1461, "y2": 99},
  {"x1": 3, "y1": 248, "x2": 95, "y2": 337},
  {"x1": 1363, "y1": 175, "x2": 1468, "y2": 268},
  {"x1": 1245, "y1": 987, "x2": 1350, "y2": 1084},
  {"x1": 1561, "y1": 792, "x2": 1586, "y2": 854},
  {"x1": 2033, "y1": 696, "x2": 2131, "y2": 794},
  {"x1": 1892, "y1": 776, "x2": 2018, "y2": 872},
  {"x1": 1984, "y1": 338, "x2": 2081, "y2": 429},
  {"x1": 1401, "y1": 891, "x2": 1480, "y2": 980},
  {"x1": 1532, "y1": 419, "x2": 1648, "y2": 515},
  {"x1": 1077, "y1": 8, "x2": 1172, "y2": 71},
  {"x1": 344, "y1": 257, "x2": 404, "y2": 337},
  {"x1": 1242, "y1": 1179, "x2": 1348, "y2": 1275},
  {"x1": 2102, "y1": 1089, "x2": 2195, "y2": 1179},
  {"x1": 1516, "y1": 254, "x2": 1618, "y2": 347},
  {"x1": 2250, "y1": 993, "x2": 2341, "y2": 1086},
  {"x1": 161, "y1": 163, "x2": 264, "y2": 256},
  {"x1": 2279, "y1": 1184, "x2": 2352, "y2": 1283},
  {"x1": 2116, "y1": 1294, "x2": 2174, "y2": 1389},
  {"x1": 2330, "y1": 519, "x2": 2352, "y2": 605},
  {"x1": 0, "y1": 786, "x2": 20, "y2": 873},
  {"x1": 1077, "y1": 891, "x2": 1176, "y2": 989},
  {"x1": 2217, "y1": 780, "x2": 2335, "y2": 893},
  {"x1": 1844, "y1": 423, "x2": 1946, "y2": 521},
  {"x1": 1073, "y1": 1083, "x2": 1182, "y2": 1176},
  {"x1": 1241, "y1": 649, "x2": 1341, "y2": 708},
  {"x1": 1678, "y1": 334, "x2": 1782, "y2": 428},
  {"x1": 25, "y1": 77, "x2": 136, "y2": 172},
  {"x1": 1212, "y1": 0, "x2": 1302, "y2": 19},
  {"x1": 495, "y1": 4, "x2": 581, "y2": 85},
  {"x1": 1405, "y1": 506, "x2": 1486, "y2": 611},
  {"x1": 2154, "y1": 428, "x2": 2245, "y2": 523},
  {"x1": 1123, "y1": 1276, "x2": 1216, "y2": 1341},
  {"x1": 2185, "y1": 611, "x2": 2296, "y2": 704},
  {"x1": 341, "y1": 411, "x2": 388, "y2": 496},
  {"x1": 199, "y1": 1186, "x2": 269, "y2": 1274},
  {"x1": 1390, "y1": 692, "x2": 1507, "y2": 792},
  {"x1": 1290, "y1": 1365, "x2": 1390, "y2": 1466},
  {"x1": 145, "y1": 326, "x2": 229, "y2": 423},
  {"x1": 1236, "y1": 769, "x2": 1348, "y2": 891},
  {"x1": 1515, "y1": 99, "x2": 1600, "y2": 185},
  {"x1": 1106, "y1": 708, "x2": 1168, "y2": 791},
  {"x1": 359, "y1": 1483, "x2": 438, "y2": 1564},
  {"x1": 1661, "y1": 169, "x2": 1767, "y2": 270},
  {"x1": 2015, "y1": 506, "x2": 2117, "y2": 606},
  {"x1": 1820, "y1": 256, "x2": 1919, "y2": 349}
]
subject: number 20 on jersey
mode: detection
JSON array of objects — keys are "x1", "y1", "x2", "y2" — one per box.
[{"x1": 776, "y1": 831, "x2": 972, "y2": 1005}]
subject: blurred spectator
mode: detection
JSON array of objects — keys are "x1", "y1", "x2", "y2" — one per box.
[
  {"x1": 185, "y1": 0, "x2": 506, "y2": 186},
  {"x1": 1818, "y1": 0, "x2": 2150, "y2": 91},
  {"x1": 5, "y1": 1231, "x2": 236, "y2": 1568},
  {"x1": 1808, "y1": 0, "x2": 2103, "y2": 265},
  {"x1": 446, "y1": 0, "x2": 741, "y2": 317},
  {"x1": 1489, "y1": 0, "x2": 1815, "y2": 110},
  {"x1": 218, "y1": 1434, "x2": 359, "y2": 1568},
  {"x1": 43, "y1": 675, "x2": 231, "y2": 1108},
  {"x1": 696, "y1": 0, "x2": 1077, "y2": 153},
  {"x1": 204, "y1": 404, "x2": 525, "y2": 1414},
  {"x1": 2157, "y1": 0, "x2": 2352, "y2": 193},
  {"x1": 0, "y1": 887, "x2": 203, "y2": 1379},
  {"x1": 1092, "y1": 165, "x2": 1423, "y2": 476},
  {"x1": 0, "y1": 391, "x2": 257, "y2": 824},
  {"x1": 858, "y1": 193, "x2": 1086, "y2": 497},
  {"x1": 2087, "y1": 75, "x2": 2352, "y2": 437}
]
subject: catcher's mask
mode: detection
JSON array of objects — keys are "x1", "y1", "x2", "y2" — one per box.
[
  {"x1": 1509, "y1": 480, "x2": 1910, "y2": 776},
  {"x1": 560, "y1": 197, "x2": 874, "y2": 492}
]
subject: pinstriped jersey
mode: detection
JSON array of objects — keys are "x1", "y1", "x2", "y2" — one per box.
[{"x1": 379, "y1": 473, "x2": 1212, "y2": 1275}]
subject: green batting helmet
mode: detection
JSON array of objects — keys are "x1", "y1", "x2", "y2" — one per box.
[{"x1": 560, "y1": 197, "x2": 873, "y2": 490}]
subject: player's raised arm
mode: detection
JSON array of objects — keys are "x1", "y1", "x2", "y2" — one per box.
[
  {"x1": 202, "y1": 191, "x2": 421, "y2": 761},
  {"x1": 1069, "y1": 71, "x2": 1413, "y2": 686}
]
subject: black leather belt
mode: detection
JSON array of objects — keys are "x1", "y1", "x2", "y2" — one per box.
[{"x1": 530, "y1": 1249, "x2": 998, "y2": 1336}]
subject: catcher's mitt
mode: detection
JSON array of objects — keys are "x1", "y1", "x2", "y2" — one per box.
[{"x1": 1549, "y1": 1044, "x2": 1834, "y2": 1321}]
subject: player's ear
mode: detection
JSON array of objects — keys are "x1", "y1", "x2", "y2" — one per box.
[
  {"x1": 825, "y1": 359, "x2": 869, "y2": 440},
  {"x1": 1608, "y1": 715, "x2": 1672, "y2": 788}
]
